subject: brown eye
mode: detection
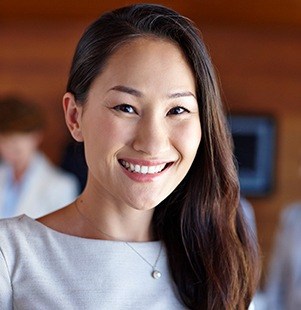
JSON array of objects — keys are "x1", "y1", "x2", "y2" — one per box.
[
  {"x1": 167, "y1": 106, "x2": 189, "y2": 115},
  {"x1": 113, "y1": 104, "x2": 136, "y2": 114}
]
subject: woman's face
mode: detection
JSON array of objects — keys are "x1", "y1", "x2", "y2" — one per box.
[
  {"x1": 0, "y1": 132, "x2": 41, "y2": 171},
  {"x1": 66, "y1": 38, "x2": 201, "y2": 211}
]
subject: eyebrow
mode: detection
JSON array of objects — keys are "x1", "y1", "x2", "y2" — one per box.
[
  {"x1": 108, "y1": 85, "x2": 143, "y2": 97},
  {"x1": 108, "y1": 85, "x2": 196, "y2": 99},
  {"x1": 168, "y1": 91, "x2": 196, "y2": 99}
]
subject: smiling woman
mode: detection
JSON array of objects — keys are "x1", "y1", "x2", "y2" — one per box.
[
  {"x1": 0, "y1": 3, "x2": 259, "y2": 310},
  {"x1": 63, "y1": 38, "x2": 201, "y2": 212}
]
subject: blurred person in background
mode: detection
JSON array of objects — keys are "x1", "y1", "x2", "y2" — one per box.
[
  {"x1": 0, "y1": 96, "x2": 79, "y2": 218},
  {"x1": 240, "y1": 196, "x2": 257, "y2": 236},
  {"x1": 265, "y1": 151, "x2": 301, "y2": 309}
]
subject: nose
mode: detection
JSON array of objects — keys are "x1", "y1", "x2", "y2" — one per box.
[{"x1": 132, "y1": 116, "x2": 170, "y2": 156}]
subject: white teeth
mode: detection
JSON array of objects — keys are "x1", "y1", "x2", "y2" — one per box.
[
  {"x1": 120, "y1": 160, "x2": 167, "y2": 174},
  {"x1": 130, "y1": 163, "x2": 135, "y2": 171},
  {"x1": 155, "y1": 164, "x2": 165, "y2": 173},
  {"x1": 148, "y1": 166, "x2": 156, "y2": 174},
  {"x1": 134, "y1": 165, "x2": 140, "y2": 173},
  {"x1": 140, "y1": 166, "x2": 148, "y2": 174}
]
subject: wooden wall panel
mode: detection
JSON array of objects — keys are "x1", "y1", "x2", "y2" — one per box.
[
  {"x1": 202, "y1": 26, "x2": 301, "y2": 114},
  {"x1": 0, "y1": 21, "x2": 85, "y2": 162},
  {"x1": 1, "y1": 0, "x2": 301, "y2": 27}
]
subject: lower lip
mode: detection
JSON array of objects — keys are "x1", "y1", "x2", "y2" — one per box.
[{"x1": 120, "y1": 164, "x2": 171, "y2": 182}]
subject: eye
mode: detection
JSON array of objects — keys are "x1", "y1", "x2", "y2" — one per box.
[
  {"x1": 113, "y1": 104, "x2": 137, "y2": 114},
  {"x1": 167, "y1": 106, "x2": 190, "y2": 115}
]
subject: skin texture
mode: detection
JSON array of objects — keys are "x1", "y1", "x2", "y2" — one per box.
[{"x1": 39, "y1": 38, "x2": 201, "y2": 241}]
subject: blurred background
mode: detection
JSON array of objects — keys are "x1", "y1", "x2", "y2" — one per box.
[{"x1": 1, "y1": 0, "x2": 301, "y2": 290}]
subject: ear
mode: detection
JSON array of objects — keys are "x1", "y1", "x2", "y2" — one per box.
[{"x1": 63, "y1": 93, "x2": 84, "y2": 142}]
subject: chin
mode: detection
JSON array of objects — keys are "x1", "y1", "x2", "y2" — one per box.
[
  {"x1": 127, "y1": 198, "x2": 160, "y2": 212},
  {"x1": 130, "y1": 203, "x2": 157, "y2": 212},
  {"x1": 122, "y1": 189, "x2": 173, "y2": 212}
]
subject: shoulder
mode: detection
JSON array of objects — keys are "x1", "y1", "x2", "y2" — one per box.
[
  {"x1": 275, "y1": 203, "x2": 301, "y2": 242},
  {"x1": 34, "y1": 153, "x2": 79, "y2": 189},
  {"x1": 0, "y1": 215, "x2": 27, "y2": 232},
  {"x1": 0, "y1": 215, "x2": 61, "y2": 263},
  {"x1": 0, "y1": 215, "x2": 35, "y2": 259},
  {"x1": 280, "y1": 202, "x2": 301, "y2": 226},
  {"x1": 0, "y1": 215, "x2": 34, "y2": 241}
]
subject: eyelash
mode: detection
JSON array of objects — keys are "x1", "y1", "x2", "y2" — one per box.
[
  {"x1": 113, "y1": 104, "x2": 137, "y2": 114},
  {"x1": 167, "y1": 106, "x2": 190, "y2": 115},
  {"x1": 112, "y1": 104, "x2": 190, "y2": 115}
]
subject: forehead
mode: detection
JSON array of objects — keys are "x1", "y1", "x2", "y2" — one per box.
[
  {"x1": 109, "y1": 37, "x2": 189, "y2": 69},
  {"x1": 88, "y1": 37, "x2": 195, "y2": 95}
]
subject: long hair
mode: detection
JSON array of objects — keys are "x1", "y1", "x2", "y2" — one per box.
[{"x1": 66, "y1": 4, "x2": 260, "y2": 309}]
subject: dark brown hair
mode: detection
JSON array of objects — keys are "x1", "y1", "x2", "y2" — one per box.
[
  {"x1": 0, "y1": 96, "x2": 44, "y2": 134},
  {"x1": 66, "y1": 4, "x2": 260, "y2": 309}
]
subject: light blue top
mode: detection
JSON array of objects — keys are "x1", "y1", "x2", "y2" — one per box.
[
  {"x1": 1, "y1": 166, "x2": 21, "y2": 218},
  {"x1": 1, "y1": 162, "x2": 35, "y2": 218},
  {"x1": 0, "y1": 152, "x2": 79, "y2": 219}
]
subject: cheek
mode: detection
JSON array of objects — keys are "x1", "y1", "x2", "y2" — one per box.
[
  {"x1": 83, "y1": 115, "x2": 134, "y2": 157},
  {"x1": 0, "y1": 143, "x2": 17, "y2": 157},
  {"x1": 0, "y1": 148, "x2": 11, "y2": 162},
  {"x1": 0, "y1": 145, "x2": 24, "y2": 163},
  {"x1": 104, "y1": 118, "x2": 134, "y2": 145},
  {"x1": 175, "y1": 121, "x2": 201, "y2": 160}
]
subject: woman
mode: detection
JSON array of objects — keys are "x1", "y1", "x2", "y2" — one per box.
[
  {"x1": 265, "y1": 152, "x2": 301, "y2": 309},
  {"x1": 0, "y1": 97, "x2": 79, "y2": 219},
  {"x1": 0, "y1": 4, "x2": 259, "y2": 309},
  {"x1": 265, "y1": 203, "x2": 301, "y2": 310}
]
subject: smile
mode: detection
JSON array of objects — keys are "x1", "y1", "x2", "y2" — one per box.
[{"x1": 119, "y1": 160, "x2": 170, "y2": 174}]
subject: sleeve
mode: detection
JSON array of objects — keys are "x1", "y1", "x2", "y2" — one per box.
[
  {"x1": 264, "y1": 207, "x2": 296, "y2": 310},
  {"x1": 0, "y1": 247, "x2": 13, "y2": 309}
]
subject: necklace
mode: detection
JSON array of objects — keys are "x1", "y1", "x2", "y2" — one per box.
[{"x1": 74, "y1": 199, "x2": 163, "y2": 279}]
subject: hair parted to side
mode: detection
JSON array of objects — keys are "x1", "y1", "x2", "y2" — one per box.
[{"x1": 67, "y1": 3, "x2": 260, "y2": 309}]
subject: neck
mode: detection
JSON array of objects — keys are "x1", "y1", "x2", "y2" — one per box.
[
  {"x1": 12, "y1": 164, "x2": 28, "y2": 183},
  {"x1": 75, "y1": 194, "x2": 155, "y2": 242},
  {"x1": 11, "y1": 153, "x2": 35, "y2": 183}
]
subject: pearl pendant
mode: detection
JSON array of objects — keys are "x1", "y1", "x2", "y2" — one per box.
[{"x1": 152, "y1": 270, "x2": 162, "y2": 279}]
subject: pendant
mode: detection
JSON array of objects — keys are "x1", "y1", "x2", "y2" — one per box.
[{"x1": 152, "y1": 270, "x2": 162, "y2": 279}]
